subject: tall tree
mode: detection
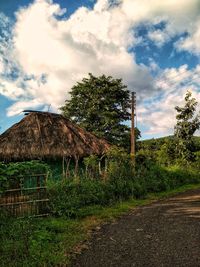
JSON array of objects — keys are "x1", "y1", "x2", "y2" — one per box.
[
  {"x1": 60, "y1": 73, "x2": 140, "y2": 148},
  {"x1": 174, "y1": 91, "x2": 200, "y2": 162}
]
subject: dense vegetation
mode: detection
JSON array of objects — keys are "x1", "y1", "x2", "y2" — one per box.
[
  {"x1": 1, "y1": 143, "x2": 200, "y2": 266},
  {"x1": 48, "y1": 153, "x2": 200, "y2": 219},
  {"x1": 0, "y1": 161, "x2": 50, "y2": 194},
  {"x1": 138, "y1": 135, "x2": 200, "y2": 165}
]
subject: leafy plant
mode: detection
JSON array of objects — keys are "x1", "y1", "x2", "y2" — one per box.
[
  {"x1": 174, "y1": 91, "x2": 200, "y2": 163},
  {"x1": 0, "y1": 161, "x2": 50, "y2": 194},
  {"x1": 60, "y1": 73, "x2": 141, "y2": 148},
  {"x1": 83, "y1": 155, "x2": 100, "y2": 179}
]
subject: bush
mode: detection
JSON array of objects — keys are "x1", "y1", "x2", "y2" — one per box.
[
  {"x1": 47, "y1": 147, "x2": 200, "y2": 219},
  {"x1": 106, "y1": 147, "x2": 134, "y2": 180},
  {"x1": 0, "y1": 161, "x2": 50, "y2": 194},
  {"x1": 47, "y1": 149, "x2": 200, "y2": 219},
  {"x1": 0, "y1": 215, "x2": 70, "y2": 266},
  {"x1": 83, "y1": 155, "x2": 100, "y2": 179},
  {"x1": 48, "y1": 179, "x2": 109, "y2": 218}
]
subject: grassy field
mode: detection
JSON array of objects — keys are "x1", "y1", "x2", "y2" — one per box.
[{"x1": 1, "y1": 183, "x2": 200, "y2": 267}]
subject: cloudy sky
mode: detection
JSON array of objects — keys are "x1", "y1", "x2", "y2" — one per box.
[{"x1": 0, "y1": 0, "x2": 200, "y2": 139}]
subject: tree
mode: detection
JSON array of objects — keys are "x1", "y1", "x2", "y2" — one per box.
[
  {"x1": 174, "y1": 91, "x2": 200, "y2": 162},
  {"x1": 157, "y1": 138, "x2": 176, "y2": 166},
  {"x1": 60, "y1": 73, "x2": 140, "y2": 148}
]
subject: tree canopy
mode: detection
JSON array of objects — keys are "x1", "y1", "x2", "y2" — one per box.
[
  {"x1": 174, "y1": 91, "x2": 200, "y2": 162},
  {"x1": 60, "y1": 73, "x2": 139, "y2": 148}
]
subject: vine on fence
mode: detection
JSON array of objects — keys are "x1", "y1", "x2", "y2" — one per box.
[{"x1": 0, "y1": 161, "x2": 50, "y2": 194}]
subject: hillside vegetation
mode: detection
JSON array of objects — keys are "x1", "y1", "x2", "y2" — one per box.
[{"x1": 139, "y1": 135, "x2": 200, "y2": 152}]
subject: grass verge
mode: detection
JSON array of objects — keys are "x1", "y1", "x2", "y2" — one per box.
[{"x1": 1, "y1": 183, "x2": 200, "y2": 267}]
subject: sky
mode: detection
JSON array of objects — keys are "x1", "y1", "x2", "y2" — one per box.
[{"x1": 0, "y1": 0, "x2": 200, "y2": 140}]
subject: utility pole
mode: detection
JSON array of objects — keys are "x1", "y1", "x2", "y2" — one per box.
[{"x1": 131, "y1": 91, "x2": 136, "y2": 166}]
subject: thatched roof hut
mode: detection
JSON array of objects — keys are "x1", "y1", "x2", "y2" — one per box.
[{"x1": 0, "y1": 111, "x2": 110, "y2": 161}]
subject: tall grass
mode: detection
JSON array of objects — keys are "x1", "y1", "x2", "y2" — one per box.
[{"x1": 48, "y1": 159, "x2": 200, "y2": 218}]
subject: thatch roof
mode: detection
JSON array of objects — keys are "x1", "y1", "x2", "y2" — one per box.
[{"x1": 0, "y1": 112, "x2": 110, "y2": 160}]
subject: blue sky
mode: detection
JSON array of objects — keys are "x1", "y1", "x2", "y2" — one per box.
[{"x1": 0, "y1": 0, "x2": 200, "y2": 139}]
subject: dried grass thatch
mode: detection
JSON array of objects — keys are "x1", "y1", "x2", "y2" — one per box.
[{"x1": 0, "y1": 112, "x2": 110, "y2": 161}]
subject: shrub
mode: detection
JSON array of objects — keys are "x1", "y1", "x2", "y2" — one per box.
[
  {"x1": 106, "y1": 147, "x2": 134, "y2": 180},
  {"x1": 83, "y1": 155, "x2": 100, "y2": 179},
  {"x1": 0, "y1": 161, "x2": 50, "y2": 194},
  {"x1": 47, "y1": 150, "x2": 200, "y2": 219},
  {"x1": 48, "y1": 179, "x2": 109, "y2": 218}
]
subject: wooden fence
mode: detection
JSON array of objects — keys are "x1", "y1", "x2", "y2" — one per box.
[{"x1": 0, "y1": 174, "x2": 49, "y2": 217}]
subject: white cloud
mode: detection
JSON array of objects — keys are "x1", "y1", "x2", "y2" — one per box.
[
  {"x1": 138, "y1": 65, "x2": 200, "y2": 136},
  {"x1": 0, "y1": 59, "x2": 4, "y2": 73},
  {"x1": 148, "y1": 29, "x2": 170, "y2": 47},
  {"x1": 122, "y1": 0, "x2": 200, "y2": 50},
  {"x1": 175, "y1": 18, "x2": 200, "y2": 55},
  {"x1": 0, "y1": 0, "x2": 200, "y2": 137},
  {"x1": 0, "y1": 79, "x2": 25, "y2": 100},
  {"x1": 6, "y1": 99, "x2": 44, "y2": 117},
  {"x1": 8, "y1": 0, "x2": 157, "y2": 115},
  {"x1": 0, "y1": 13, "x2": 15, "y2": 76}
]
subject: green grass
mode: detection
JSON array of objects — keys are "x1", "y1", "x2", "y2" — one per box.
[
  {"x1": 1, "y1": 183, "x2": 200, "y2": 267},
  {"x1": 147, "y1": 183, "x2": 200, "y2": 199}
]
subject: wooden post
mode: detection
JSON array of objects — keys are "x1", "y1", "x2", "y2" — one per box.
[
  {"x1": 99, "y1": 160, "x2": 102, "y2": 176},
  {"x1": 37, "y1": 176, "x2": 40, "y2": 192},
  {"x1": 65, "y1": 157, "x2": 71, "y2": 178},
  {"x1": 99, "y1": 155, "x2": 105, "y2": 177},
  {"x1": 62, "y1": 156, "x2": 65, "y2": 179},
  {"x1": 74, "y1": 156, "x2": 79, "y2": 177},
  {"x1": 131, "y1": 92, "x2": 136, "y2": 167}
]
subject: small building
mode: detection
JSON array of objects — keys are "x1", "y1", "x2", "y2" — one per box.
[{"x1": 0, "y1": 111, "x2": 110, "y2": 162}]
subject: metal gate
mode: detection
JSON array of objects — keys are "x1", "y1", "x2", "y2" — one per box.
[{"x1": 0, "y1": 174, "x2": 49, "y2": 217}]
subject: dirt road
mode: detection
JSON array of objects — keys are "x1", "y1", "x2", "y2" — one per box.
[{"x1": 71, "y1": 189, "x2": 200, "y2": 267}]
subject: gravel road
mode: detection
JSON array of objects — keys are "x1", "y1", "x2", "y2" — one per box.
[{"x1": 71, "y1": 189, "x2": 200, "y2": 267}]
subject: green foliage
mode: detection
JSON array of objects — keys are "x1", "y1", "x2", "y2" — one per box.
[
  {"x1": 48, "y1": 180, "x2": 107, "y2": 218},
  {"x1": 174, "y1": 91, "x2": 200, "y2": 163},
  {"x1": 48, "y1": 150, "x2": 200, "y2": 219},
  {"x1": 46, "y1": 143, "x2": 200, "y2": 219},
  {"x1": 193, "y1": 136, "x2": 200, "y2": 151},
  {"x1": 0, "y1": 215, "x2": 82, "y2": 266},
  {"x1": 193, "y1": 151, "x2": 200, "y2": 170},
  {"x1": 60, "y1": 73, "x2": 135, "y2": 147},
  {"x1": 138, "y1": 135, "x2": 200, "y2": 166},
  {"x1": 136, "y1": 149, "x2": 157, "y2": 164},
  {"x1": 106, "y1": 147, "x2": 134, "y2": 180},
  {"x1": 47, "y1": 148, "x2": 137, "y2": 218},
  {"x1": 83, "y1": 155, "x2": 100, "y2": 179},
  {"x1": 0, "y1": 161, "x2": 50, "y2": 194},
  {"x1": 138, "y1": 136, "x2": 171, "y2": 151},
  {"x1": 156, "y1": 138, "x2": 177, "y2": 166},
  {"x1": 1, "y1": 151, "x2": 200, "y2": 266},
  {"x1": 2, "y1": 182, "x2": 200, "y2": 267}
]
